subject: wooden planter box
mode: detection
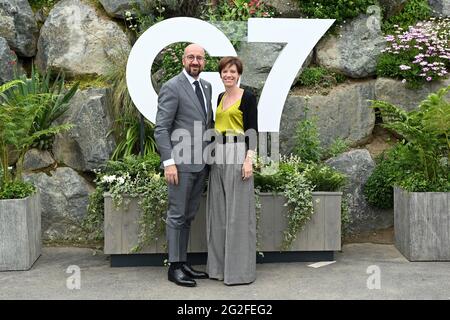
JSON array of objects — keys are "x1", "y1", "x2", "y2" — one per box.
[
  {"x1": 0, "y1": 191, "x2": 42, "y2": 271},
  {"x1": 104, "y1": 192, "x2": 341, "y2": 266},
  {"x1": 394, "y1": 187, "x2": 450, "y2": 261}
]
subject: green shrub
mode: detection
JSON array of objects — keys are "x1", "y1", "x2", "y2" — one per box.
[
  {"x1": 253, "y1": 165, "x2": 287, "y2": 193},
  {"x1": 382, "y1": 0, "x2": 431, "y2": 34},
  {"x1": 0, "y1": 181, "x2": 35, "y2": 200},
  {"x1": 364, "y1": 147, "x2": 402, "y2": 209},
  {"x1": 398, "y1": 171, "x2": 450, "y2": 192},
  {"x1": 323, "y1": 138, "x2": 350, "y2": 159},
  {"x1": 100, "y1": 152, "x2": 162, "y2": 177},
  {"x1": 366, "y1": 85, "x2": 450, "y2": 205},
  {"x1": 28, "y1": 0, "x2": 57, "y2": 12},
  {"x1": 201, "y1": 0, "x2": 276, "y2": 21},
  {"x1": 200, "y1": 0, "x2": 277, "y2": 47},
  {"x1": 305, "y1": 164, "x2": 347, "y2": 192},
  {"x1": 365, "y1": 140, "x2": 449, "y2": 210},
  {"x1": 293, "y1": 105, "x2": 323, "y2": 163},
  {"x1": 293, "y1": 100, "x2": 352, "y2": 162},
  {"x1": 297, "y1": 0, "x2": 376, "y2": 25},
  {"x1": 125, "y1": 1, "x2": 166, "y2": 39},
  {"x1": 297, "y1": 67, "x2": 346, "y2": 88},
  {"x1": 254, "y1": 159, "x2": 305, "y2": 192}
]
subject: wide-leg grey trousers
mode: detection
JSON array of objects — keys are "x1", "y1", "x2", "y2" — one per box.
[{"x1": 206, "y1": 142, "x2": 256, "y2": 285}]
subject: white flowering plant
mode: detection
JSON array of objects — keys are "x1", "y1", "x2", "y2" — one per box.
[
  {"x1": 83, "y1": 153, "x2": 167, "y2": 250},
  {"x1": 377, "y1": 17, "x2": 450, "y2": 88}
]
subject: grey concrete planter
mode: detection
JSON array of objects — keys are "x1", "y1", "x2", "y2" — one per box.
[
  {"x1": 104, "y1": 192, "x2": 342, "y2": 255},
  {"x1": 0, "y1": 191, "x2": 42, "y2": 271},
  {"x1": 394, "y1": 187, "x2": 450, "y2": 261}
]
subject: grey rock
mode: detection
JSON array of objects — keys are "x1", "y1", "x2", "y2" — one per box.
[
  {"x1": 99, "y1": 0, "x2": 182, "y2": 18},
  {"x1": 99, "y1": 0, "x2": 133, "y2": 17},
  {"x1": 316, "y1": 6, "x2": 385, "y2": 78},
  {"x1": 152, "y1": 68, "x2": 165, "y2": 92},
  {"x1": 280, "y1": 80, "x2": 376, "y2": 154},
  {"x1": 36, "y1": 0, "x2": 130, "y2": 77},
  {"x1": 374, "y1": 77, "x2": 450, "y2": 114},
  {"x1": 23, "y1": 148, "x2": 55, "y2": 171},
  {"x1": 34, "y1": 7, "x2": 47, "y2": 25},
  {"x1": 22, "y1": 167, "x2": 95, "y2": 241},
  {"x1": 265, "y1": 0, "x2": 301, "y2": 17},
  {"x1": 52, "y1": 88, "x2": 116, "y2": 172},
  {"x1": 239, "y1": 42, "x2": 313, "y2": 92},
  {"x1": 0, "y1": 0, "x2": 38, "y2": 57},
  {"x1": 0, "y1": 37, "x2": 16, "y2": 84},
  {"x1": 326, "y1": 149, "x2": 393, "y2": 234},
  {"x1": 429, "y1": 0, "x2": 450, "y2": 17}
]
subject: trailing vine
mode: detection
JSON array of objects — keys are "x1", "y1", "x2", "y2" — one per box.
[{"x1": 281, "y1": 167, "x2": 315, "y2": 250}]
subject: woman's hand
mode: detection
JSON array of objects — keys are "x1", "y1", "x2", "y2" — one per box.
[{"x1": 241, "y1": 158, "x2": 253, "y2": 180}]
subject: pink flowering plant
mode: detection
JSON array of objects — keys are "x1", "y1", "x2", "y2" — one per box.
[{"x1": 377, "y1": 17, "x2": 450, "y2": 88}]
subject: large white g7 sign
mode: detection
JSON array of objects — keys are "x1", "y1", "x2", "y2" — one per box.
[{"x1": 126, "y1": 18, "x2": 334, "y2": 133}]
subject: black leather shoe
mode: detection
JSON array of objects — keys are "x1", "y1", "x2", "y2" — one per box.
[
  {"x1": 182, "y1": 264, "x2": 209, "y2": 279},
  {"x1": 168, "y1": 267, "x2": 196, "y2": 287}
]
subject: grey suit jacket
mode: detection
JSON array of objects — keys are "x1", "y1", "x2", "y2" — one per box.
[{"x1": 154, "y1": 71, "x2": 214, "y2": 172}]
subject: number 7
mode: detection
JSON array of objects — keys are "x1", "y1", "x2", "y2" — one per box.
[{"x1": 247, "y1": 18, "x2": 335, "y2": 133}]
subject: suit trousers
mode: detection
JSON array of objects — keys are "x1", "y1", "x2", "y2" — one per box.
[{"x1": 166, "y1": 167, "x2": 208, "y2": 262}]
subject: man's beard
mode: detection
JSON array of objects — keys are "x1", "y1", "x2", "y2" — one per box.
[{"x1": 186, "y1": 65, "x2": 202, "y2": 77}]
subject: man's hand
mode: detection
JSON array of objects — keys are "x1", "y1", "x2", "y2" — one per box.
[{"x1": 164, "y1": 164, "x2": 178, "y2": 185}]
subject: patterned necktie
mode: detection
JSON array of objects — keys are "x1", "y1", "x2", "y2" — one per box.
[{"x1": 193, "y1": 80, "x2": 207, "y2": 118}]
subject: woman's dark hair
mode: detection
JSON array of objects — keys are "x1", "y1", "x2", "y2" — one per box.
[{"x1": 218, "y1": 56, "x2": 243, "y2": 75}]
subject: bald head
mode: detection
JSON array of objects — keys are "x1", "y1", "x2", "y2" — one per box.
[
  {"x1": 184, "y1": 44, "x2": 205, "y2": 56},
  {"x1": 182, "y1": 44, "x2": 206, "y2": 78}
]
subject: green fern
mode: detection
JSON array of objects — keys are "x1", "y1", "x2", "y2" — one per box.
[
  {"x1": 369, "y1": 85, "x2": 450, "y2": 188},
  {"x1": 2, "y1": 66, "x2": 79, "y2": 150},
  {"x1": 0, "y1": 81, "x2": 73, "y2": 184}
]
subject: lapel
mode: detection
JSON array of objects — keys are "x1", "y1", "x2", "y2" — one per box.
[{"x1": 177, "y1": 72, "x2": 207, "y2": 123}]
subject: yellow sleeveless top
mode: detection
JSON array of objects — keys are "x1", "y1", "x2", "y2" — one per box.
[{"x1": 215, "y1": 94, "x2": 244, "y2": 135}]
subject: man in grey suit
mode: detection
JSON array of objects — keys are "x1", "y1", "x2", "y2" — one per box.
[{"x1": 154, "y1": 44, "x2": 213, "y2": 287}]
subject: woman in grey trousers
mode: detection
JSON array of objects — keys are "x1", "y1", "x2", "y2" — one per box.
[{"x1": 206, "y1": 56, "x2": 258, "y2": 285}]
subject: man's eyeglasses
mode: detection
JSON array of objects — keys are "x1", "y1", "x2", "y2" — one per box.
[{"x1": 185, "y1": 55, "x2": 205, "y2": 62}]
